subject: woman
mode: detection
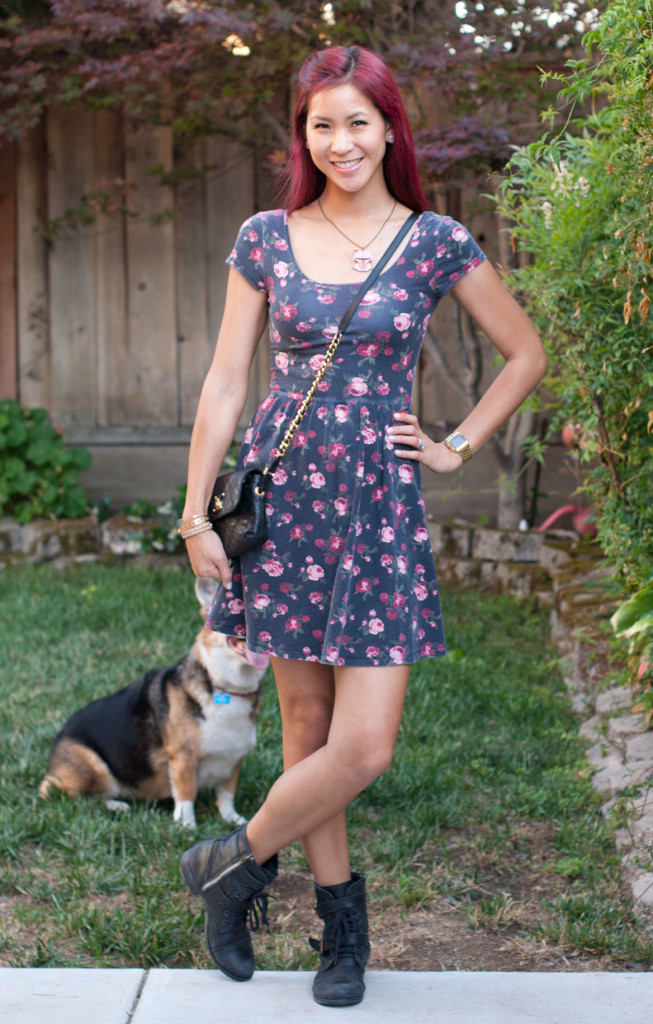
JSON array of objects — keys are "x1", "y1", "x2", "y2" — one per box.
[{"x1": 178, "y1": 45, "x2": 546, "y2": 1007}]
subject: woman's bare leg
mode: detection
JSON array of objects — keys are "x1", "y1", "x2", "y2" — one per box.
[
  {"x1": 272, "y1": 658, "x2": 350, "y2": 885},
  {"x1": 246, "y1": 662, "x2": 410, "y2": 867}
]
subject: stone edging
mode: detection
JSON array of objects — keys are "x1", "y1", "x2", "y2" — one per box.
[{"x1": 2, "y1": 514, "x2": 652, "y2": 921}]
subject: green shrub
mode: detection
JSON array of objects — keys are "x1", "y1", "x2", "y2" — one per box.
[
  {"x1": 0, "y1": 399, "x2": 92, "y2": 523},
  {"x1": 498, "y1": 0, "x2": 652, "y2": 591}
]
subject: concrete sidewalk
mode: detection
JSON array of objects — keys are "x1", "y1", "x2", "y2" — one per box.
[{"x1": 2, "y1": 969, "x2": 653, "y2": 1024}]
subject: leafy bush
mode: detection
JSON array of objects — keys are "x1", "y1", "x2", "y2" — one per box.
[
  {"x1": 0, "y1": 399, "x2": 92, "y2": 523},
  {"x1": 498, "y1": 0, "x2": 652, "y2": 588}
]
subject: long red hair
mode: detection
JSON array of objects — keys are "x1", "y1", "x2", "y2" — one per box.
[{"x1": 279, "y1": 46, "x2": 428, "y2": 214}]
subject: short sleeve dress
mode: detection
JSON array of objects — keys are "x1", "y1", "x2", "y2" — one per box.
[{"x1": 206, "y1": 209, "x2": 486, "y2": 667}]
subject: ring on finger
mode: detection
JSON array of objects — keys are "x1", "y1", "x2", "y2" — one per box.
[{"x1": 417, "y1": 438, "x2": 425, "y2": 451}]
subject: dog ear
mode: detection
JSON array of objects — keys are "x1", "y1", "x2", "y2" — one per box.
[{"x1": 195, "y1": 576, "x2": 219, "y2": 614}]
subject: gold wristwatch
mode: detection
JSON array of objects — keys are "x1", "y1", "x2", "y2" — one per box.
[{"x1": 443, "y1": 430, "x2": 473, "y2": 463}]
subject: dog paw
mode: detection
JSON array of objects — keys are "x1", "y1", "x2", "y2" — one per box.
[
  {"x1": 105, "y1": 799, "x2": 130, "y2": 813},
  {"x1": 173, "y1": 800, "x2": 197, "y2": 829}
]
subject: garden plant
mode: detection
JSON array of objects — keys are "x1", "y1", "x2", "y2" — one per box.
[{"x1": 499, "y1": 0, "x2": 653, "y2": 697}]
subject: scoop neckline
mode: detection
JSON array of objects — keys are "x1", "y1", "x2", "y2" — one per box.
[{"x1": 282, "y1": 209, "x2": 424, "y2": 288}]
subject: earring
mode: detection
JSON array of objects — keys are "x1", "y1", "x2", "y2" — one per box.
[{"x1": 387, "y1": 134, "x2": 394, "y2": 143}]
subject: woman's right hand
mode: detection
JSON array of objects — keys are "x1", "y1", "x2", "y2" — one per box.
[{"x1": 184, "y1": 530, "x2": 233, "y2": 588}]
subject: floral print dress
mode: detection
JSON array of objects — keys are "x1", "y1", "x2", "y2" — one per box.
[{"x1": 206, "y1": 209, "x2": 486, "y2": 667}]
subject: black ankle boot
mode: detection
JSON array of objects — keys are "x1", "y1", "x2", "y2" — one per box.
[
  {"x1": 181, "y1": 822, "x2": 277, "y2": 981},
  {"x1": 310, "y1": 872, "x2": 371, "y2": 1007}
]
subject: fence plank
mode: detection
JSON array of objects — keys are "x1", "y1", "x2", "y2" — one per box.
[
  {"x1": 47, "y1": 105, "x2": 97, "y2": 426},
  {"x1": 175, "y1": 140, "x2": 210, "y2": 426},
  {"x1": 95, "y1": 110, "x2": 129, "y2": 427},
  {"x1": 205, "y1": 138, "x2": 268, "y2": 430},
  {"x1": 124, "y1": 121, "x2": 178, "y2": 425},
  {"x1": 16, "y1": 123, "x2": 50, "y2": 410},
  {"x1": 0, "y1": 143, "x2": 17, "y2": 398}
]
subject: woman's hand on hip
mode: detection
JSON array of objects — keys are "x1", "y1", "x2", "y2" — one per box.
[
  {"x1": 184, "y1": 531, "x2": 233, "y2": 588},
  {"x1": 385, "y1": 411, "x2": 463, "y2": 474}
]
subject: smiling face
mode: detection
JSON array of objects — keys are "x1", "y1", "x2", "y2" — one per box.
[{"x1": 305, "y1": 82, "x2": 392, "y2": 197}]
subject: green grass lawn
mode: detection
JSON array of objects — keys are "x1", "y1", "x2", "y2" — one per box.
[{"x1": 0, "y1": 561, "x2": 651, "y2": 970}]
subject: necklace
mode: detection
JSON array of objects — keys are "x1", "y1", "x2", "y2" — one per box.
[{"x1": 317, "y1": 197, "x2": 397, "y2": 272}]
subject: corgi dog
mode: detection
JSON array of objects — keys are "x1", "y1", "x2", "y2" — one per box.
[{"x1": 38, "y1": 577, "x2": 268, "y2": 828}]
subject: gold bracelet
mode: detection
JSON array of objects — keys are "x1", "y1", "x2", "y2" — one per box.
[
  {"x1": 178, "y1": 521, "x2": 214, "y2": 540},
  {"x1": 177, "y1": 515, "x2": 210, "y2": 528}
]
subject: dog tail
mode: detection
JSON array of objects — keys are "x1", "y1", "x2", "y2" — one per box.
[{"x1": 38, "y1": 774, "x2": 64, "y2": 799}]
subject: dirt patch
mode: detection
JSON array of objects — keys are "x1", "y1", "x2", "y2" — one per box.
[{"x1": 267, "y1": 869, "x2": 620, "y2": 973}]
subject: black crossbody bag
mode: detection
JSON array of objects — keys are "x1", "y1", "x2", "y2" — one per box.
[{"x1": 208, "y1": 211, "x2": 420, "y2": 559}]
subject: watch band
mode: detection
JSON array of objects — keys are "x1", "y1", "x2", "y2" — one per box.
[{"x1": 443, "y1": 430, "x2": 473, "y2": 462}]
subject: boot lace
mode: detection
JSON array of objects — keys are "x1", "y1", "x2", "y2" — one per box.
[
  {"x1": 246, "y1": 891, "x2": 274, "y2": 932},
  {"x1": 310, "y1": 906, "x2": 361, "y2": 960}
]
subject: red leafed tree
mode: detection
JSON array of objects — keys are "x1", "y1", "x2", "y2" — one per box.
[{"x1": 1, "y1": 0, "x2": 599, "y2": 183}]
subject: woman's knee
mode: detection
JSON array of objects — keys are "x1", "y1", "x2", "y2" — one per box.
[
  {"x1": 332, "y1": 733, "x2": 397, "y2": 788},
  {"x1": 280, "y1": 693, "x2": 334, "y2": 762}
]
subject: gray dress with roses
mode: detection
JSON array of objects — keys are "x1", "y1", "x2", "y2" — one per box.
[{"x1": 206, "y1": 209, "x2": 486, "y2": 667}]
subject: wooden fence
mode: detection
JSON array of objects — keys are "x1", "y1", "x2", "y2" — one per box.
[
  {"x1": 0, "y1": 106, "x2": 270, "y2": 443},
  {"x1": 0, "y1": 107, "x2": 567, "y2": 521}
]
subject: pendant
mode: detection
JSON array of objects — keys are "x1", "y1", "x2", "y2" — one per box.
[{"x1": 352, "y1": 248, "x2": 374, "y2": 273}]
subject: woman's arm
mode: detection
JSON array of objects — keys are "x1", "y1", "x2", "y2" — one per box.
[
  {"x1": 388, "y1": 260, "x2": 547, "y2": 472},
  {"x1": 183, "y1": 267, "x2": 268, "y2": 583}
]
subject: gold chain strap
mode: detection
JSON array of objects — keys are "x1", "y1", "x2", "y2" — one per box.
[{"x1": 262, "y1": 330, "x2": 343, "y2": 478}]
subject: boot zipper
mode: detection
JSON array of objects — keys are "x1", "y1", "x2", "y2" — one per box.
[{"x1": 202, "y1": 853, "x2": 252, "y2": 892}]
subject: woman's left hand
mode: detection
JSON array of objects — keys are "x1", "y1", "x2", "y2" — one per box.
[{"x1": 385, "y1": 411, "x2": 463, "y2": 475}]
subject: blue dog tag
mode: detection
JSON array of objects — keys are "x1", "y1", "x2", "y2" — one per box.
[{"x1": 214, "y1": 694, "x2": 231, "y2": 705}]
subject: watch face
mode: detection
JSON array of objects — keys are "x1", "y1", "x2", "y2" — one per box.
[{"x1": 449, "y1": 433, "x2": 466, "y2": 449}]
